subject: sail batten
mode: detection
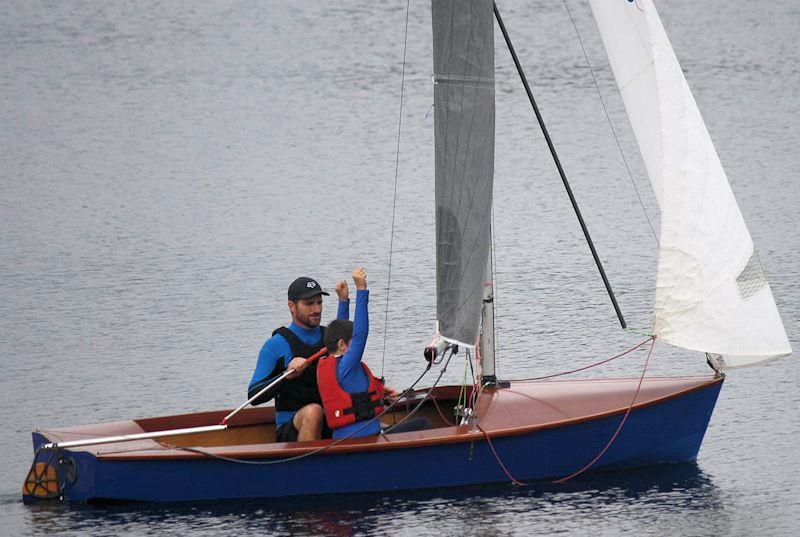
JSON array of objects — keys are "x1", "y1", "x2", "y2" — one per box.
[
  {"x1": 431, "y1": 0, "x2": 495, "y2": 348},
  {"x1": 588, "y1": 0, "x2": 791, "y2": 366}
]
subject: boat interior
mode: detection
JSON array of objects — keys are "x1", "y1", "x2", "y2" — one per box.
[{"x1": 146, "y1": 386, "x2": 466, "y2": 449}]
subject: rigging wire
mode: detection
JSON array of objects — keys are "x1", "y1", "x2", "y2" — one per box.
[
  {"x1": 380, "y1": 0, "x2": 412, "y2": 379},
  {"x1": 561, "y1": 0, "x2": 659, "y2": 246}
]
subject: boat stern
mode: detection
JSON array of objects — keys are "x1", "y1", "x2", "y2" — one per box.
[{"x1": 23, "y1": 432, "x2": 99, "y2": 503}]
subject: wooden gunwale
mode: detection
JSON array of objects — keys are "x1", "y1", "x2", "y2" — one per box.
[{"x1": 94, "y1": 375, "x2": 722, "y2": 461}]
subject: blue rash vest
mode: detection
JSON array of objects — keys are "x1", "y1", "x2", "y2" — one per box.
[
  {"x1": 249, "y1": 299, "x2": 349, "y2": 427},
  {"x1": 332, "y1": 289, "x2": 379, "y2": 439}
]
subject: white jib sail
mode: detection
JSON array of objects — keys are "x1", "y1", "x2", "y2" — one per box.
[{"x1": 588, "y1": 0, "x2": 791, "y2": 367}]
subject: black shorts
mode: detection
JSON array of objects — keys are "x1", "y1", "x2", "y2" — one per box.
[
  {"x1": 275, "y1": 417, "x2": 332, "y2": 442},
  {"x1": 275, "y1": 420, "x2": 300, "y2": 443}
]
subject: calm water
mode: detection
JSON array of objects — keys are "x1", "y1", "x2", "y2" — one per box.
[{"x1": 1, "y1": 1, "x2": 798, "y2": 535}]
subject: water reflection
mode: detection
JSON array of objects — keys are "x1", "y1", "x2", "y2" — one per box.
[{"x1": 22, "y1": 463, "x2": 727, "y2": 536}]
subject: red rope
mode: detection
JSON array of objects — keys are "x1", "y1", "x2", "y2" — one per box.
[
  {"x1": 553, "y1": 335, "x2": 656, "y2": 484},
  {"x1": 515, "y1": 336, "x2": 652, "y2": 381},
  {"x1": 430, "y1": 395, "x2": 457, "y2": 426},
  {"x1": 477, "y1": 424, "x2": 526, "y2": 486},
  {"x1": 477, "y1": 335, "x2": 657, "y2": 486}
]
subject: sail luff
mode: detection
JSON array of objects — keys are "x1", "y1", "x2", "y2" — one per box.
[
  {"x1": 587, "y1": 0, "x2": 791, "y2": 367},
  {"x1": 431, "y1": 0, "x2": 495, "y2": 348}
]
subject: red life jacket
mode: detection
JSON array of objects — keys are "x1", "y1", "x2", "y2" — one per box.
[{"x1": 317, "y1": 354, "x2": 384, "y2": 430}]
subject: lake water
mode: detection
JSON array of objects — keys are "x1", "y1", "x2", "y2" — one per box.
[{"x1": 1, "y1": 1, "x2": 798, "y2": 535}]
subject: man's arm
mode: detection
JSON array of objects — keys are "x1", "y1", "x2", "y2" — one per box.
[
  {"x1": 335, "y1": 279, "x2": 350, "y2": 320},
  {"x1": 247, "y1": 336, "x2": 291, "y2": 404}
]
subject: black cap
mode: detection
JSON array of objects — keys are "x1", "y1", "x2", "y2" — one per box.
[{"x1": 287, "y1": 277, "x2": 329, "y2": 301}]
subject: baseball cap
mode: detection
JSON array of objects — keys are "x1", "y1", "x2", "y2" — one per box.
[{"x1": 288, "y1": 277, "x2": 330, "y2": 301}]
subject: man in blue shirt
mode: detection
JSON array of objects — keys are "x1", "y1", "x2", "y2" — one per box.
[{"x1": 248, "y1": 276, "x2": 349, "y2": 442}]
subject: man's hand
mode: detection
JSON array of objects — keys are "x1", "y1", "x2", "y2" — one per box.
[
  {"x1": 335, "y1": 279, "x2": 349, "y2": 301},
  {"x1": 383, "y1": 386, "x2": 400, "y2": 400},
  {"x1": 285, "y1": 357, "x2": 308, "y2": 379},
  {"x1": 352, "y1": 267, "x2": 367, "y2": 290}
]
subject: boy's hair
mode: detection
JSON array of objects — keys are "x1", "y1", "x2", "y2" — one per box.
[{"x1": 324, "y1": 319, "x2": 354, "y2": 353}]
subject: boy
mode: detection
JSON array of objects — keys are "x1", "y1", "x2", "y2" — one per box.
[{"x1": 317, "y1": 268, "x2": 399, "y2": 438}]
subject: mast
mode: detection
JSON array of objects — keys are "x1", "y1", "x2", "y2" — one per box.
[{"x1": 479, "y1": 234, "x2": 497, "y2": 384}]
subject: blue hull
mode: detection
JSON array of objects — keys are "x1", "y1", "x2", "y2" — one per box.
[{"x1": 34, "y1": 379, "x2": 722, "y2": 502}]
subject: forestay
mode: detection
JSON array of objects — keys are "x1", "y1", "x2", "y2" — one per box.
[
  {"x1": 431, "y1": 0, "x2": 495, "y2": 348},
  {"x1": 588, "y1": 0, "x2": 791, "y2": 367}
]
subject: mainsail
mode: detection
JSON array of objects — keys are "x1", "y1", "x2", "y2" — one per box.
[
  {"x1": 588, "y1": 0, "x2": 791, "y2": 367},
  {"x1": 431, "y1": 0, "x2": 495, "y2": 348}
]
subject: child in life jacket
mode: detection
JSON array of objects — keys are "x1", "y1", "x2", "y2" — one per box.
[
  {"x1": 317, "y1": 268, "x2": 398, "y2": 438},
  {"x1": 318, "y1": 268, "x2": 434, "y2": 438}
]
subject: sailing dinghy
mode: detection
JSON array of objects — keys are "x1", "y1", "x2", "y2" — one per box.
[{"x1": 23, "y1": 0, "x2": 790, "y2": 503}]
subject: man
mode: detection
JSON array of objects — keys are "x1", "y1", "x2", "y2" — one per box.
[{"x1": 248, "y1": 276, "x2": 349, "y2": 442}]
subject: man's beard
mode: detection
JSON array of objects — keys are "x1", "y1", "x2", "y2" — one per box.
[{"x1": 297, "y1": 312, "x2": 321, "y2": 328}]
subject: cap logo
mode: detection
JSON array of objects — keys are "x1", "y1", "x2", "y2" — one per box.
[{"x1": 307, "y1": 281, "x2": 316, "y2": 288}]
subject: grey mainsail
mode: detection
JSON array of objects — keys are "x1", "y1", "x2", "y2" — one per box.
[{"x1": 432, "y1": 0, "x2": 495, "y2": 347}]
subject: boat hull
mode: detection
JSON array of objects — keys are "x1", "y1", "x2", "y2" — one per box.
[{"x1": 25, "y1": 376, "x2": 723, "y2": 502}]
